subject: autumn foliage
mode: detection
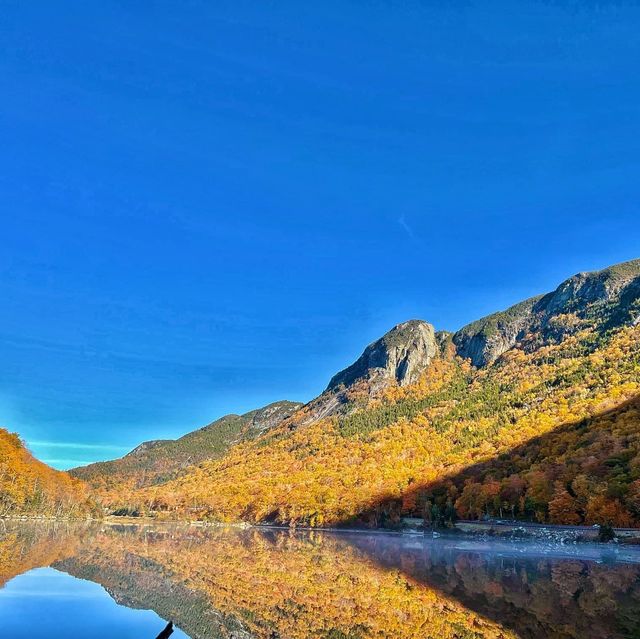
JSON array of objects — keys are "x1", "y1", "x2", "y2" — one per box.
[
  {"x1": 0, "y1": 429, "x2": 96, "y2": 518},
  {"x1": 105, "y1": 322, "x2": 640, "y2": 529},
  {"x1": 58, "y1": 525, "x2": 518, "y2": 639},
  {"x1": 5, "y1": 522, "x2": 640, "y2": 639}
]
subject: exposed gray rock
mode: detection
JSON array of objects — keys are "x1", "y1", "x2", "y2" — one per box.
[
  {"x1": 327, "y1": 320, "x2": 438, "y2": 391},
  {"x1": 127, "y1": 439, "x2": 171, "y2": 457},
  {"x1": 452, "y1": 296, "x2": 541, "y2": 368},
  {"x1": 453, "y1": 259, "x2": 640, "y2": 367},
  {"x1": 248, "y1": 400, "x2": 303, "y2": 433},
  {"x1": 435, "y1": 330, "x2": 454, "y2": 355},
  {"x1": 74, "y1": 258, "x2": 640, "y2": 475},
  {"x1": 291, "y1": 321, "x2": 439, "y2": 426}
]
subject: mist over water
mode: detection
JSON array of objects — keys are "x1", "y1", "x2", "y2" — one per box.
[{"x1": 1, "y1": 522, "x2": 639, "y2": 639}]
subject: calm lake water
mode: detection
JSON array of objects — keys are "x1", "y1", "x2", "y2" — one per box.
[{"x1": 0, "y1": 522, "x2": 639, "y2": 639}]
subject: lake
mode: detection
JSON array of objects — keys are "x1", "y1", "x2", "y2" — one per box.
[{"x1": 0, "y1": 522, "x2": 639, "y2": 639}]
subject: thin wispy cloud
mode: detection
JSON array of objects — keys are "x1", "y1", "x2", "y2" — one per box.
[
  {"x1": 41, "y1": 459, "x2": 94, "y2": 467},
  {"x1": 398, "y1": 214, "x2": 425, "y2": 247},
  {"x1": 398, "y1": 214, "x2": 415, "y2": 239},
  {"x1": 27, "y1": 440, "x2": 132, "y2": 470},
  {"x1": 29, "y1": 441, "x2": 129, "y2": 451}
]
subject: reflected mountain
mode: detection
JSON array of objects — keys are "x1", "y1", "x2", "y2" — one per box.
[
  {"x1": 0, "y1": 520, "x2": 85, "y2": 588},
  {"x1": 56, "y1": 528, "x2": 252, "y2": 639},
  {"x1": 1, "y1": 522, "x2": 640, "y2": 639}
]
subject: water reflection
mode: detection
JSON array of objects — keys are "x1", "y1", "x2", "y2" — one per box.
[
  {"x1": 0, "y1": 522, "x2": 639, "y2": 639},
  {"x1": 348, "y1": 534, "x2": 640, "y2": 639}
]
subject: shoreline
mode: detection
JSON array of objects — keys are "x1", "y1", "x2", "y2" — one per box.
[{"x1": 4, "y1": 515, "x2": 640, "y2": 543}]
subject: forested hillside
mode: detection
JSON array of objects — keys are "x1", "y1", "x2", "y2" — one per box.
[
  {"x1": 120, "y1": 259, "x2": 640, "y2": 527},
  {"x1": 9, "y1": 522, "x2": 638, "y2": 639},
  {"x1": 71, "y1": 401, "x2": 301, "y2": 503},
  {"x1": 0, "y1": 524, "x2": 81, "y2": 588},
  {"x1": 73, "y1": 259, "x2": 640, "y2": 529},
  {"x1": 0, "y1": 429, "x2": 95, "y2": 518}
]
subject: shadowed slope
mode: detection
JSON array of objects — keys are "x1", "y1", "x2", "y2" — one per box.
[
  {"x1": 354, "y1": 393, "x2": 640, "y2": 528},
  {"x1": 4, "y1": 522, "x2": 640, "y2": 639},
  {"x1": 346, "y1": 532, "x2": 640, "y2": 639},
  {"x1": 53, "y1": 525, "x2": 517, "y2": 639}
]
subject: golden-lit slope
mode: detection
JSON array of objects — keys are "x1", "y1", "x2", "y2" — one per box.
[
  {"x1": 81, "y1": 259, "x2": 640, "y2": 527},
  {"x1": 70, "y1": 401, "x2": 302, "y2": 502},
  {"x1": 0, "y1": 429, "x2": 95, "y2": 517},
  {"x1": 141, "y1": 323, "x2": 640, "y2": 527},
  {"x1": 5, "y1": 522, "x2": 638, "y2": 639}
]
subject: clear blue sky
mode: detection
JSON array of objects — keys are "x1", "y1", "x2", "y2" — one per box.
[{"x1": 1, "y1": 1, "x2": 639, "y2": 469}]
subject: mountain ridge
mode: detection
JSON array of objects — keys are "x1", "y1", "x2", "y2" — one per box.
[
  {"x1": 113, "y1": 257, "x2": 640, "y2": 527},
  {"x1": 453, "y1": 258, "x2": 640, "y2": 366},
  {"x1": 70, "y1": 400, "x2": 302, "y2": 494},
  {"x1": 327, "y1": 319, "x2": 439, "y2": 391},
  {"x1": 16, "y1": 257, "x2": 640, "y2": 527}
]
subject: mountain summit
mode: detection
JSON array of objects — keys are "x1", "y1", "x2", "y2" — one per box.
[
  {"x1": 68, "y1": 258, "x2": 640, "y2": 530},
  {"x1": 327, "y1": 320, "x2": 439, "y2": 391},
  {"x1": 453, "y1": 258, "x2": 640, "y2": 366}
]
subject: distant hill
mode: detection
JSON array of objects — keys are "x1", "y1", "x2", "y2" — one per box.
[
  {"x1": 0, "y1": 429, "x2": 94, "y2": 517},
  {"x1": 70, "y1": 400, "x2": 302, "y2": 502},
  {"x1": 117, "y1": 258, "x2": 640, "y2": 527}
]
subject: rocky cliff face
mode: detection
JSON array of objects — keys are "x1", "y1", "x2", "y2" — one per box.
[
  {"x1": 305, "y1": 259, "x2": 640, "y2": 420},
  {"x1": 322, "y1": 260, "x2": 640, "y2": 381},
  {"x1": 327, "y1": 320, "x2": 439, "y2": 391},
  {"x1": 246, "y1": 400, "x2": 302, "y2": 434},
  {"x1": 451, "y1": 296, "x2": 542, "y2": 368},
  {"x1": 73, "y1": 258, "x2": 640, "y2": 498},
  {"x1": 453, "y1": 259, "x2": 640, "y2": 367},
  {"x1": 291, "y1": 320, "x2": 441, "y2": 425}
]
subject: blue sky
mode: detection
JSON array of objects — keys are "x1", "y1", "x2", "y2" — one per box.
[{"x1": 1, "y1": 1, "x2": 639, "y2": 469}]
